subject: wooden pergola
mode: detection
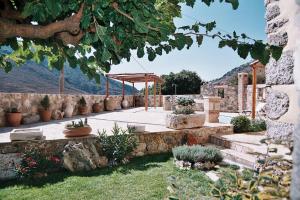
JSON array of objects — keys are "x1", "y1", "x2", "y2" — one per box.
[
  {"x1": 250, "y1": 60, "x2": 265, "y2": 119},
  {"x1": 106, "y1": 73, "x2": 163, "y2": 111}
]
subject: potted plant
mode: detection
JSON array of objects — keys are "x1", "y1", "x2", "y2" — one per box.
[
  {"x1": 78, "y1": 96, "x2": 88, "y2": 115},
  {"x1": 6, "y1": 107, "x2": 22, "y2": 127},
  {"x1": 63, "y1": 118, "x2": 92, "y2": 137},
  {"x1": 92, "y1": 100, "x2": 103, "y2": 113},
  {"x1": 175, "y1": 97, "x2": 195, "y2": 110},
  {"x1": 39, "y1": 95, "x2": 51, "y2": 122}
]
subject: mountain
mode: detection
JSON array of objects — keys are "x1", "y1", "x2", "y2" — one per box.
[
  {"x1": 0, "y1": 57, "x2": 137, "y2": 95},
  {"x1": 209, "y1": 62, "x2": 252, "y2": 85}
]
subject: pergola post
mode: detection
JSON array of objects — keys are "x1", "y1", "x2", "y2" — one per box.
[
  {"x1": 59, "y1": 68, "x2": 64, "y2": 94},
  {"x1": 122, "y1": 79, "x2": 125, "y2": 100},
  {"x1": 132, "y1": 82, "x2": 135, "y2": 107},
  {"x1": 154, "y1": 79, "x2": 157, "y2": 108},
  {"x1": 252, "y1": 65, "x2": 257, "y2": 120},
  {"x1": 145, "y1": 75, "x2": 148, "y2": 111},
  {"x1": 106, "y1": 76, "x2": 109, "y2": 98},
  {"x1": 159, "y1": 83, "x2": 162, "y2": 107}
]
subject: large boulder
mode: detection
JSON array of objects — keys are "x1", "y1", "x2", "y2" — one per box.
[
  {"x1": 166, "y1": 113, "x2": 206, "y2": 130},
  {"x1": 62, "y1": 141, "x2": 107, "y2": 172}
]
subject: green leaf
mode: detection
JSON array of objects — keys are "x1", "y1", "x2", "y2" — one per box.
[
  {"x1": 270, "y1": 45, "x2": 283, "y2": 61},
  {"x1": 186, "y1": 0, "x2": 196, "y2": 7},
  {"x1": 101, "y1": 48, "x2": 112, "y2": 62},
  {"x1": 137, "y1": 47, "x2": 145, "y2": 58},
  {"x1": 225, "y1": 0, "x2": 239, "y2": 10},
  {"x1": 237, "y1": 44, "x2": 251, "y2": 59},
  {"x1": 196, "y1": 35, "x2": 204, "y2": 46}
]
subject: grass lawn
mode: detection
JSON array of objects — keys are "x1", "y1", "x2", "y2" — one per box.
[{"x1": 0, "y1": 154, "x2": 213, "y2": 200}]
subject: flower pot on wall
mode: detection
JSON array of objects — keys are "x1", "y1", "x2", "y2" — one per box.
[
  {"x1": 64, "y1": 104, "x2": 74, "y2": 118},
  {"x1": 104, "y1": 98, "x2": 115, "y2": 111},
  {"x1": 6, "y1": 112, "x2": 22, "y2": 127},
  {"x1": 63, "y1": 126, "x2": 92, "y2": 137},
  {"x1": 78, "y1": 106, "x2": 88, "y2": 115},
  {"x1": 39, "y1": 109, "x2": 51, "y2": 122},
  {"x1": 92, "y1": 103, "x2": 103, "y2": 113}
]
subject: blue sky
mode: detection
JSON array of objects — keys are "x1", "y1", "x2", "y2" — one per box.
[{"x1": 110, "y1": 0, "x2": 266, "y2": 88}]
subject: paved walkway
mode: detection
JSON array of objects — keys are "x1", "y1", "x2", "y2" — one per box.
[{"x1": 0, "y1": 107, "x2": 230, "y2": 143}]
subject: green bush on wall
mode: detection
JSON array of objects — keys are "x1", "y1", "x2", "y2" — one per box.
[{"x1": 172, "y1": 145, "x2": 223, "y2": 164}]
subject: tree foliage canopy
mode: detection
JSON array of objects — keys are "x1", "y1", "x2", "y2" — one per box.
[
  {"x1": 161, "y1": 70, "x2": 203, "y2": 95},
  {"x1": 0, "y1": 0, "x2": 282, "y2": 83}
]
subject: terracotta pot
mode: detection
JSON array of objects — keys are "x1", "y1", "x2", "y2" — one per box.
[
  {"x1": 6, "y1": 112, "x2": 22, "y2": 127},
  {"x1": 63, "y1": 126, "x2": 92, "y2": 137},
  {"x1": 92, "y1": 103, "x2": 102, "y2": 113},
  {"x1": 104, "y1": 98, "x2": 116, "y2": 111},
  {"x1": 40, "y1": 109, "x2": 52, "y2": 122},
  {"x1": 78, "y1": 106, "x2": 88, "y2": 115}
]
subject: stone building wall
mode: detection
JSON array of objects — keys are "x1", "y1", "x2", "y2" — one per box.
[
  {"x1": 202, "y1": 84, "x2": 238, "y2": 112},
  {"x1": 0, "y1": 93, "x2": 134, "y2": 127},
  {"x1": 264, "y1": 0, "x2": 299, "y2": 140}
]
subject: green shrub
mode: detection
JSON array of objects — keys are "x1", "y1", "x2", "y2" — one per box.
[
  {"x1": 250, "y1": 119, "x2": 266, "y2": 132},
  {"x1": 98, "y1": 123, "x2": 137, "y2": 166},
  {"x1": 172, "y1": 145, "x2": 223, "y2": 163},
  {"x1": 175, "y1": 97, "x2": 195, "y2": 106},
  {"x1": 40, "y1": 95, "x2": 50, "y2": 110},
  {"x1": 173, "y1": 106, "x2": 195, "y2": 115},
  {"x1": 230, "y1": 116, "x2": 251, "y2": 133}
]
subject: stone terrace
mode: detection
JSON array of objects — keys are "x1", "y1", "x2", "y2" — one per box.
[{"x1": 0, "y1": 107, "x2": 232, "y2": 143}]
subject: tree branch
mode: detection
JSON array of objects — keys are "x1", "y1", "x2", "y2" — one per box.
[{"x1": 0, "y1": 3, "x2": 84, "y2": 44}]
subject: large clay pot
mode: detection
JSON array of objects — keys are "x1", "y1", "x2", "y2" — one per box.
[
  {"x1": 64, "y1": 104, "x2": 74, "y2": 118},
  {"x1": 63, "y1": 126, "x2": 92, "y2": 137},
  {"x1": 39, "y1": 109, "x2": 52, "y2": 122},
  {"x1": 6, "y1": 112, "x2": 22, "y2": 127},
  {"x1": 92, "y1": 103, "x2": 103, "y2": 113},
  {"x1": 104, "y1": 98, "x2": 116, "y2": 111},
  {"x1": 78, "y1": 106, "x2": 88, "y2": 115},
  {"x1": 121, "y1": 99, "x2": 129, "y2": 109}
]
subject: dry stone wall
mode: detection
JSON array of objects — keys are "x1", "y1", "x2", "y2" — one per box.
[{"x1": 0, "y1": 93, "x2": 134, "y2": 127}]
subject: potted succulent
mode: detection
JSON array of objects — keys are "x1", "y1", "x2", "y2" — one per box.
[
  {"x1": 39, "y1": 95, "x2": 51, "y2": 122},
  {"x1": 78, "y1": 96, "x2": 88, "y2": 115},
  {"x1": 63, "y1": 118, "x2": 92, "y2": 137},
  {"x1": 92, "y1": 100, "x2": 103, "y2": 113},
  {"x1": 6, "y1": 107, "x2": 22, "y2": 127}
]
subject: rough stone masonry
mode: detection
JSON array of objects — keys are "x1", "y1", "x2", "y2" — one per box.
[{"x1": 265, "y1": 0, "x2": 300, "y2": 198}]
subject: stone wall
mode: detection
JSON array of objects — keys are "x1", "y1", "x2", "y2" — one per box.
[
  {"x1": 0, "y1": 125, "x2": 233, "y2": 180},
  {"x1": 0, "y1": 93, "x2": 134, "y2": 127},
  {"x1": 202, "y1": 84, "x2": 238, "y2": 112},
  {"x1": 264, "y1": 0, "x2": 299, "y2": 140}
]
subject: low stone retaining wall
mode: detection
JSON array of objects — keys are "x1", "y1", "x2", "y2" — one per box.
[
  {"x1": 0, "y1": 93, "x2": 134, "y2": 127},
  {"x1": 0, "y1": 125, "x2": 233, "y2": 180}
]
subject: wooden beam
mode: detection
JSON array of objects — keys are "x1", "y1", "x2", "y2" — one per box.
[
  {"x1": 132, "y1": 82, "x2": 135, "y2": 107},
  {"x1": 106, "y1": 76, "x2": 109, "y2": 98},
  {"x1": 145, "y1": 75, "x2": 148, "y2": 111},
  {"x1": 159, "y1": 83, "x2": 162, "y2": 107},
  {"x1": 153, "y1": 80, "x2": 156, "y2": 108},
  {"x1": 122, "y1": 79, "x2": 125, "y2": 100},
  {"x1": 252, "y1": 66, "x2": 257, "y2": 119},
  {"x1": 59, "y1": 68, "x2": 64, "y2": 94}
]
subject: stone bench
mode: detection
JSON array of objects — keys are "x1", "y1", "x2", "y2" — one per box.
[{"x1": 10, "y1": 128, "x2": 45, "y2": 141}]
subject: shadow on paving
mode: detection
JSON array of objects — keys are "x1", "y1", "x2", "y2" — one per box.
[{"x1": 0, "y1": 153, "x2": 172, "y2": 188}]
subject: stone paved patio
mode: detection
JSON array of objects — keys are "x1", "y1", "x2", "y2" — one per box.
[{"x1": 0, "y1": 107, "x2": 231, "y2": 143}]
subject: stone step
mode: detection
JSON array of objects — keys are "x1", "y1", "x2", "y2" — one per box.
[
  {"x1": 209, "y1": 134, "x2": 264, "y2": 154},
  {"x1": 221, "y1": 149, "x2": 257, "y2": 169}
]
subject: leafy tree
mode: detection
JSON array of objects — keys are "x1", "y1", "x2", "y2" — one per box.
[
  {"x1": 0, "y1": 0, "x2": 282, "y2": 83},
  {"x1": 161, "y1": 70, "x2": 203, "y2": 95}
]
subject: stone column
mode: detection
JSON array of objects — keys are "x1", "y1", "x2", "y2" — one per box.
[
  {"x1": 204, "y1": 96, "x2": 221, "y2": 123},
  {"x1": 291, "y1": 0, "x2": 300, "y2": 198},
  {"x1": 238, "y1": 73, "x2": 248, "y2": 113},
  {"x1": 264, "y1": 0, "x2": 300, "y2": 197}
]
